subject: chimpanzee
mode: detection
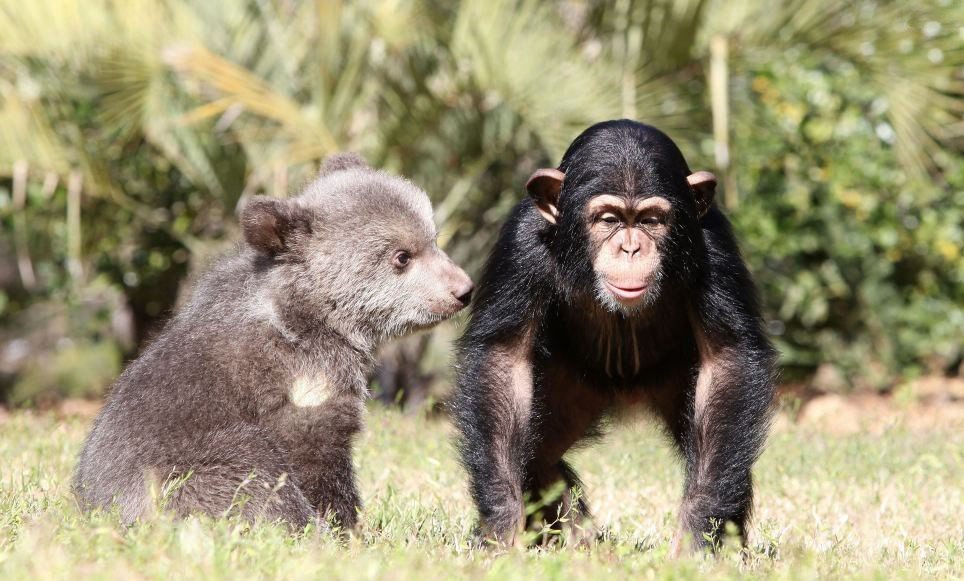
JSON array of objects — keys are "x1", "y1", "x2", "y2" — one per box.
[{"x1": 451, "y1": 120, "x2": 776, "y2": 553}]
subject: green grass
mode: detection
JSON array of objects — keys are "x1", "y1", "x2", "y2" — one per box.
[{"x1": 0, "y1": 406, "x2": 961, "y2": 579}]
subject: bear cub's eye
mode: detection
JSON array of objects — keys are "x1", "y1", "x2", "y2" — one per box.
[{"x1": 392, "y1": 250, "x2": 412, "y2": 271}]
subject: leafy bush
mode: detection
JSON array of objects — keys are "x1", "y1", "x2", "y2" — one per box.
[
  {"x1": 731, "y1": 54, "x2": 963, "y2": 387},
  {"x1": 10, "y1": 340, "x2": 122, "y2": 406},
  {"x1": 1, "y1": 280, "x2": 129, "y2": 405}
]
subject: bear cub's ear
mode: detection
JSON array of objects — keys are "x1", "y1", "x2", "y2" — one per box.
[
  {"x1": 318, "y1": 152, "x2": 369, "y2": 177},
  {"x1": 241, "y1": 196, "x2": 311, "y2": 255}
]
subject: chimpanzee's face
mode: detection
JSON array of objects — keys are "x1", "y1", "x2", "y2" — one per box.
[
  {"x1": 525, "y1": 121, "x2": 716, "y2": 316},
  {"x1": 583, "y1": 193, "x2": 673, "y2": 312}
]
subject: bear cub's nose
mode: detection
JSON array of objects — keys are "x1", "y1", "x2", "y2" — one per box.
[
  {"x1": 447, "y1": 264, "x2": 474, "y2": 309},
  {"x1": 455, "y1": 282, "x2": 474, "y2": 307}
]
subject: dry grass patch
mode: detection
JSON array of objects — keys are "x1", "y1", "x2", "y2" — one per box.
[{"x1": 0, "y1": 399, "x2": 960, "y2": 579}]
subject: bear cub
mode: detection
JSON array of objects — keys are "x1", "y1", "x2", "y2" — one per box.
[{"x1": 73, "y1": 153, "x2": 473, "y2": 529}]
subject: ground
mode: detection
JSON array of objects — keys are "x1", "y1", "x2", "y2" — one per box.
[{"x1": 0, "y1": 389, "x2": 961, "y2": 580}]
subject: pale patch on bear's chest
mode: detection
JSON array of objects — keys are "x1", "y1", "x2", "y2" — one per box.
[{"x1": 288, "y1": 373, "x2": 334, "y2": 407}]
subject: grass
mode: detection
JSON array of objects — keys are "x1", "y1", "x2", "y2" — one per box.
[{"x1": 0, "y1": 404, "x2": 961, "y2": 579}]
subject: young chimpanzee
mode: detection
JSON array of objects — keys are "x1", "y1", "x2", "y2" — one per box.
[{"x1": 452, "y1": 120, "x2": 776, "y2": 553}]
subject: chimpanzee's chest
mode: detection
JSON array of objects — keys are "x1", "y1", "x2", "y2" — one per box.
[{"x1": 543, "y1": 307, "x2": 699, "y2": 392}]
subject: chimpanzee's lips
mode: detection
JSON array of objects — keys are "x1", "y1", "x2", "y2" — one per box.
[{"x1": 603, "y1": 280, "x2": 647, "y2": 301}]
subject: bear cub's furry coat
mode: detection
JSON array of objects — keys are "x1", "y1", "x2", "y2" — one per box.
[{"x1": 74, "y1": 154, "x2": 473, "y2": 529}]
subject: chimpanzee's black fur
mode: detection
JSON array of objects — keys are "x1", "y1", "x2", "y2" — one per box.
[{"x1": 452, "y1": 120, "x2": 777, "y2": 550}]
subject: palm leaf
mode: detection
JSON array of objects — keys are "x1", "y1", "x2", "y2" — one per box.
[
  {"x1": 705, "y1": 0, "x2": 964, "y2": 176},
  {"x1": 452, "y1": 0, "x2": 621, "y2": 158}
]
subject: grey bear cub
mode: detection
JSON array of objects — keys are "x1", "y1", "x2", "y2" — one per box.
[{"x1": 73, "y1": 153, "x2": 473, "y2": 529}]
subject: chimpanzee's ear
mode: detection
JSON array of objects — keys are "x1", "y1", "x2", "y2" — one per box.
[
  {"x1": 686, "y1": 171, "x2": 717, "y2": 218},
  {"x1": 240, "y1": 196, "x2": 311, "y2": 255},
  {"x1": 318, "y1": 152, "x2": 369, "y2": 177},
  {"x1": 526, "y1": 168, "x2": 565, "y2": 224}
]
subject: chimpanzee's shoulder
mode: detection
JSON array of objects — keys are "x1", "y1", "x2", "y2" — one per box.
[
  {"x1": 482, "y1": 199, "x2": 553, "y2": 281},
  {"x1": 700, "y1": 205, "x2": 742, "y2": 255},
  {"x1": 462, "y1": 200, "x2": 553, "y2": 341}
]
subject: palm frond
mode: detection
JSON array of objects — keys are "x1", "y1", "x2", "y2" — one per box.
[
  {"x1": 452, "y1": 0, "x2": 621, "y2": 158},
  {"x1": 706, "y1": 0, "x2": 964, "y2": 176},
  {"x1": 0, "y1": 83, "x2": 69, "y2": 174}
]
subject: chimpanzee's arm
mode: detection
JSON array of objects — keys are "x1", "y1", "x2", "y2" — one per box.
[
  {"x1": 452, "y1": 332, "x2": 536, "y2": 544},
  {"x1": 674, "y1": 210, "x2": 778, "y2": 553},
  {"x1": 451, "y1": 205, "x2": 551, "y2": 545}
]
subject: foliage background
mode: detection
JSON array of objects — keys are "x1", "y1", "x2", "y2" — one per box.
[{"x1": 0, "y1": 0, "x2": 961, "y2": 405}]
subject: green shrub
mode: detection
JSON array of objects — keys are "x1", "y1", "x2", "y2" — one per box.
[
  {"x1": 10, "y1": 340, "x2": 122, "y2": 407},
  {"x1": 731, "y1": 54, "x2": 963, "y2": 388}
]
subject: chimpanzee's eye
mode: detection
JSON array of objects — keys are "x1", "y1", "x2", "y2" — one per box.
[
  {"x1": 392, "y1": 250, "x2": 412, "y2": 271},
  {"x1": 638, "y1": 214, "x2": 665, "y2": 226},
  {"x1": 599, "y1": 213, "x2": 620, "y2": 224}
]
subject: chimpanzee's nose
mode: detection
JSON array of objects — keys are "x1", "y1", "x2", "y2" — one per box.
[
  {"x1": 620, "y1": 230, "x2": 642, "y2": 258},
  {"x1": 455, "y1": 283, "x2": 474, "y2": 307}
]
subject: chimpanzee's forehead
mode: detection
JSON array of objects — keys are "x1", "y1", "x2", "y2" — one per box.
[
  {"x1": 560, "y1": 121, "x2": 690, "y2": 201},
  {"x1": 568, "y1": 149, "x2": 683, "y2": 201},
  {"x1": 563, "y1": 120, "x2": 689, "y2": 171}
]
